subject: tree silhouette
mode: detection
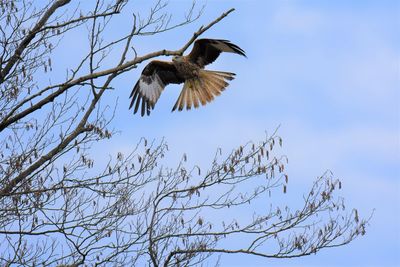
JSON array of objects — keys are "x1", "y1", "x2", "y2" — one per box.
[{"x1": 0, "y1": 1, "x2": 368, "y2": 266}]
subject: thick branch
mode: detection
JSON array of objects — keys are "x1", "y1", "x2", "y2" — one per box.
[
  {"x1": 0, "y1": 8, "x2": 235, "y2": 133},
  {"x1": 0, "y1": 0, "x2": 72, "y2": 83}
]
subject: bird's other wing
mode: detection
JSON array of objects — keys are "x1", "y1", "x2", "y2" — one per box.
[
  {"x1": 129, "y1": 60, "x2": 184, "y2": 116},
  {"x1": 186, "y1": 39, "x2": 246, "y2": 68}
]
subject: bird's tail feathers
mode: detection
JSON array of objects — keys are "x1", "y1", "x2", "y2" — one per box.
[{"x1": 172, "y1": 70, "x2": 235, "y2": 112}]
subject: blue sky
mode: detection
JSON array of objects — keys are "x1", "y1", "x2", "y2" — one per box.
[{"x1": 55, "y1": 0, "x2": 399, "y2": 266}]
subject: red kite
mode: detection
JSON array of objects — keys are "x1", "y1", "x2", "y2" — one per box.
[{"x1": 129, "y1": 39, "x2": 246, "y2": 116}]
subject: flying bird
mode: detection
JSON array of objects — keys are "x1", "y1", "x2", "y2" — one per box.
[{"x1": 129, "y1": 38, "x2": 246, "y2": 116}]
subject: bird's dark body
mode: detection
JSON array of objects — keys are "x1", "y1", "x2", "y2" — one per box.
[
  {"x1": 172, "y1": 58, "x2": 200, "y2": 80},
  {"x1": 129, "y1": 38, "x2": 246, "y2": 116}
]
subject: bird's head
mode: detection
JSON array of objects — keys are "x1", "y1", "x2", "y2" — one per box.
[{"x1": 172, "y1": 56, "x2": 183, "y2": 63}]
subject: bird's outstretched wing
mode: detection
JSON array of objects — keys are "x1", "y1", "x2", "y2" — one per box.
[
  {"x1": 186, "y1": 39, "x2": 246, "y2": 68},
  {"x1": 129, "y1": 60, "x2": 184, "y2": 116}
]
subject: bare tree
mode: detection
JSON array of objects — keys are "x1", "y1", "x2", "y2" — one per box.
[{"x1": 0, "y1": 1, "x2": 368, "y2": 266}]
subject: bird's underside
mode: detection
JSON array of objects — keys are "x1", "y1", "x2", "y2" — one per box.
[{"x1": 129, "y1": 39, "x2": 246, "y2": 116}]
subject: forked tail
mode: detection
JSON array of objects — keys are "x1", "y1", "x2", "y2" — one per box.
[{"x1": 172, "y1": 70, "x2": 235, "y2": 111}]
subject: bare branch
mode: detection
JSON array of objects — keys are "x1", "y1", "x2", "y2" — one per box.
[{"x1": 0, "y1": 1, "x2": 368, "y2": 266}]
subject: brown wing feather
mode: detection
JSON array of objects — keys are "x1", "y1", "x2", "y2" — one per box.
[
  {"x1": 129, "y1": 60, "x2": 184, "y2": 116},
  {"x1": 186, "y1": 39, "x2": 246, "y2": 68}
]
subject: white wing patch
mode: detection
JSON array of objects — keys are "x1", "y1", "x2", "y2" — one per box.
[{"x1": 139, "y1": 74, "x2": 164, "y2": 104}]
